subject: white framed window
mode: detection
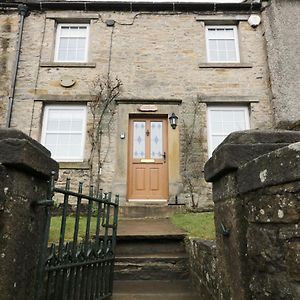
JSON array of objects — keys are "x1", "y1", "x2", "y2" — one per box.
[
  {"x1": 205, "y1": 25, "x2": 240, "y2": 63},
  {"x1": 41, "y1": 105, "x2": 87, "y2": 162},
  {"x1": 207, "y1": 106, "x2": 249, "y2": 157},
  {"x1": 54, "y1": 24, "x2": 89, "y2": 62}
]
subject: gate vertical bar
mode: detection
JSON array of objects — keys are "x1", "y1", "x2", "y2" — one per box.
[{"x1": 34, "y1": 172, "x2": 55, "y2": 300}]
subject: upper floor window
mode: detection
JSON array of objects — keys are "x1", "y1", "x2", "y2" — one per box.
[
  {"x1": 205, "y1": 25, "x2": 240, "y2": 63},
  {"x1": 55, "y1": 24, "x2": 89, "y2": 62},
  {"x1": 207, "y1": 106, "x2": 249, "y2": 157},
  {"x1": 41, "y1": 105, "x2": 87, "y2": 162}
]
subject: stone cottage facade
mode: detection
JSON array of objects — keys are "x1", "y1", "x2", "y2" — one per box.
[{"x1": 0, "y1": 0, "x2": 276, "y2": 208}]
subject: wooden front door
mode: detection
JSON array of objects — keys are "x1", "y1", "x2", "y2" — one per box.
[{"x1": 128, "y1": 117, "x2": 168, "y2": 200}]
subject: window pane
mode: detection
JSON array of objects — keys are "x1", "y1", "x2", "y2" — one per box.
[
  {"x1": 56, "y1": 25, "x2": 88, "y2": 62},
  {"x1": 209, "y1": 107, "x2": 248, "y2": 155},
  {"x1": 223, "y1": 28, "x2": 234, "y2": 38},
  {"x1": 151, "y1": 122, "x2": 163, "y2": 159},
  {"x1": 207, "y1": 27, "x2": 238, "y2": 62},
  {"x1": 211, "y1": 135, "x2": 226, "y2": 151},
  {"x1": 133, "y1": 122, "x2": 146, "y2": 159},
  {"x1": 43, "y1": 106, "x2": 86, "y2": 160}
]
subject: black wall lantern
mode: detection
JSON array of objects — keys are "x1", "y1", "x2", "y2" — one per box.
[{"x1": 169, "y1": 113, "x2": 178, "y2": 129}]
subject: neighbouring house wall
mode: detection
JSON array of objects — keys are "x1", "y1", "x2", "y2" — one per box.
[
  {"x1": 0, "y1": 12, "x2": 19, "y2": 127},
  {"x1": 262, "y1": 0, "x2": 300, "y2": 129},
  {"x1": 199, "y1": 130, "x2": 300, "y2": 299},
  {"x1": 1, "y1": 3, "x2": 274, "y2": 206}
]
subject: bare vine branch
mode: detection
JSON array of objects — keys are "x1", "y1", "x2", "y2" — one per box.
[
  {"x1": 88, "y1": 75, "x2": 122, "y2": 195},
  {"x1": 182, "y1": 100, "x2": 202, "y2": 208}
]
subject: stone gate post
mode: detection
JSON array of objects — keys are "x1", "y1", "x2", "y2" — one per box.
[
  {"x1": 0, "y1": 129, "x2": 58, "y2": 300},
  {"x1": 204, "y1": 130, "x2": 300, "y2": 299}
]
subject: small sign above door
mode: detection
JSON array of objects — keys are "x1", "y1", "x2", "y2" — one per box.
[{"x1": 138, "y1": 105, "x2": 158, "y2": 112}]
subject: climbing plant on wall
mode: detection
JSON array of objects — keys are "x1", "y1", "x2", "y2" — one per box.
[
  {"x1": 182, "y1": 100, "x2": 203, "y2": 208},
  {"x1": 88, "y1": 75, "x2": 122, "y2": 194}
]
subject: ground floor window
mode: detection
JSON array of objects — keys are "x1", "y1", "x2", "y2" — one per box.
[
  {"x1": 207, "y1": 105, "x2": 250, "y2": 157},
  {"x1": 41, "y1": 105, "x2": 87, "y2": 161}
]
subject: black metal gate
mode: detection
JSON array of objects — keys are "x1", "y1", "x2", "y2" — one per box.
[{"x1": 35, "y1": 175, "x2": 119, "y2": 300}]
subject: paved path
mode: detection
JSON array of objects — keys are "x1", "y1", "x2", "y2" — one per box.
[
  {"x1": 117, "y1": 218, "x2": 186, "y2": 237},
  {"x1": 110, "y1": 280, "x2": 201, "y2": 300}
]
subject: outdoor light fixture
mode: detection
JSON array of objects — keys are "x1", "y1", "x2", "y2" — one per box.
[{"x1": 169, "y1": 113, "x2": 178, "y2": 129}]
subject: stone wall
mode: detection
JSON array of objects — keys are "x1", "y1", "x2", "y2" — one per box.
[
  {"x1": 0, "y1": 2, "x2": 275, "y2": 206},
  {"x1": 202, "y1": 130, "x2": 300, "y2": 299},
  {"x1": 262, "y1": 0, "x2": 300, "y2": 129}
]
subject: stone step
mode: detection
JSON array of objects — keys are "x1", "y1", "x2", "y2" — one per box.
[
  {"x1": 116, "y1": 237, "x2": 186, "y2": 256},
  {"x1": 119, "y1": 204, "x2": 185, "y2": 219},
  {"x1": 110, "y1": 280, "x2": 200, "y2": 300},
  {"x1": 114, "y1": 253, "x2": 189, "y2": 280}
]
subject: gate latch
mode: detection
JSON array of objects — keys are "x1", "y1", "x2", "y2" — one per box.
[{"x1": 33, "y1": 199, "x2": 54, "y2": 207}]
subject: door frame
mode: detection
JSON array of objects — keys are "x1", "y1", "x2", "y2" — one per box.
[{"x1": 127, "y1": 114, "x2": 169, "y2": 202}]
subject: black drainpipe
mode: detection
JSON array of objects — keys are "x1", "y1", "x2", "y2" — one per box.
[{"x1": 6, "y1": 4, "x2": 28, "y2": 128}]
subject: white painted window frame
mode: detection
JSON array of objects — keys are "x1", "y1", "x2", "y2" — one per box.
[
  {"x1": 41, "y1": 105, "x2": 87, "y2": 162},
  {"x1": 207, "y1": 105, "x2": 250, "y2": 157},
  {"x1": 205, "y1": 25, "x2": 240, "y2": 63},
  {"x1": 54, "y1": 23, "x2": 90, "y2": 63}
]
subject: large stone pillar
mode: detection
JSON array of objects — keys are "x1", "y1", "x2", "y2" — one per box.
[
  {"x1": 204, "y1": 130, "x2": 300, "y2": 299},
  {"x1": 0, "y1": 129, "x2": 58, "y2": 300}
]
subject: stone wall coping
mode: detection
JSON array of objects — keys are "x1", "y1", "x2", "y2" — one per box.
[
  {"x1": 237, "y1": 142, "x2": 300, "y2": 194},
  {"x1": 204, "y1": 130, "x2": 300, "y2": 182},
  {"x1": 0, "y1": 129, "x2": 59, "y2": 179},
  {"x1": 199, "y1": 63, "x2": 253, "y2": 69},
  {"x1": 59, "y1": 161, "x2": 89, "y2": 169}
]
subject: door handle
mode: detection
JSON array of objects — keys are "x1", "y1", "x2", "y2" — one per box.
[{"x1": 162, "y1": 152, "x2": 166, "y2": 162}]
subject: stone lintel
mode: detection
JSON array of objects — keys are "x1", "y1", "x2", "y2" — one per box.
[
  {"x1": 35, "y1": 94, "x2": 90, "y2": 102},
  {"x1": 0, "y1": 129, "x2": 59, "y2": 179},
  {"x1": 237, "y1": 142, "x2": 300, "y2": 194},
  {"x1": 116, "y1": 98, "x2": 182, "y2": 105},
  {"x1": 198, "y1": 95, "x2": 259, "y2": 103},
  {"x1": 204, "y1": 130, "x2": 300, "y2": 182},
  {"x1": 195, "y1": 15, "x2": 250, "y2": 22}
]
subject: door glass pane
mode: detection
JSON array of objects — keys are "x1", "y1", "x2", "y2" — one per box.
[
  {"x1": 133, "y1": 122, "x2": 146, "y2": 159},
  {"x1": 151, "y1": 121, "x2": 163, "y2": 159}
]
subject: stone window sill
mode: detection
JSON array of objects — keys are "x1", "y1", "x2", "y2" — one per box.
[
  {"x1": 199, "y1": 63, "x2": 253, "y2": 69},
  {"x1": 59, "y1": 162, "x2": 89, "y2": 170},
  {"x1": 40, "y1": 62, "x2": 96, "y2": 68}
]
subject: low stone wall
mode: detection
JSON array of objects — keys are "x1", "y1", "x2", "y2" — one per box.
[{"x1": 186, "y1": 239, "x2": 229, "y2": 300}]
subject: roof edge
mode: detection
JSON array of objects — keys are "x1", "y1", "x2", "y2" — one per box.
[{"x1": 0, "y1": 1, "x2": 261, "y2": 13}]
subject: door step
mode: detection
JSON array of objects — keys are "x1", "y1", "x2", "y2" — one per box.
[{"x1": 119, "y1": 204, "x2": 185, "y2": 219}]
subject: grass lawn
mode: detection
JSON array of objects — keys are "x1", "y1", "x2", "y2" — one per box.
[
  {"x1": 171, "y1": 212, "x2": 216, "y2": 240},
  {"x1": 49, "y1": 216, "x2": 99, "y2": 244}
]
